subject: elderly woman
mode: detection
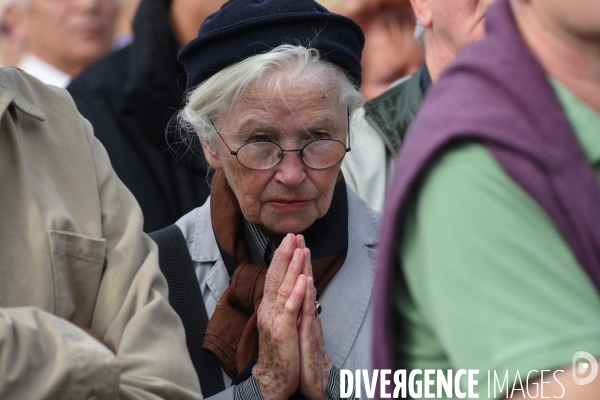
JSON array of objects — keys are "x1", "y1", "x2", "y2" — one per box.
[{"x1": 153, "y1": 0, "x2": 379, "y2": 399}]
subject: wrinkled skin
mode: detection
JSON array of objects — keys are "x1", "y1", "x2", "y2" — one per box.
[
  {"x1": 201, "y1": 78, "x2": 347, "y2": 240},
  {"x1": 298, "y1": 249, "x2": 333, "y2": 400},
  {"x1": 253, "y1": 234, "x2": 332, "y2": 400}
]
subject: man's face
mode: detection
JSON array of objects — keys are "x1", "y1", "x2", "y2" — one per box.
[
  {"x1": 430, "y1": 0, "x2": 495, "y2": 55},
  {"x1": 20, "y1": 0, "x2": 117, "y2": 75}
]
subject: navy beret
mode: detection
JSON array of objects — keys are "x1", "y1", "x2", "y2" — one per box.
[{"x1": 177, "y1": 0, "x2": 365, "y2": 90}]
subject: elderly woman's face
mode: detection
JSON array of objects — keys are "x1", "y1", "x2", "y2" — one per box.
[{"x1": 206, "y1": 79, "x2": 346, "y2": 236}]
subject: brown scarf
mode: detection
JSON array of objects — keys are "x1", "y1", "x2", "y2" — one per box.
[{"x1": 203, "y1": 169, "x2": 348, "y2": 379}]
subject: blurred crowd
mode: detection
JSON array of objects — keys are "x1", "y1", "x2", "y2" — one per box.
[
  {"x1": 0, "y1": 0, "x2": 422, "y2": 91},
  {"x1": 0, "y1": 0, "x2": 122, "y2": 86}
]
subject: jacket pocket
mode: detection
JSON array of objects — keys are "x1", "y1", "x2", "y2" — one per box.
[{"x1": 48, "y1": 230, "x2": 106, "y2": 326}]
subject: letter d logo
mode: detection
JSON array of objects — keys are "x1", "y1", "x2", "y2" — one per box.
[{"x1": 572, "y1": 351, "x2": 598, "y2": 385}]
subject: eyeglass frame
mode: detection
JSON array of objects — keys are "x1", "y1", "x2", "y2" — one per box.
[{"x1": 209, "y1": 108, "x2": 352, "y2": 171}]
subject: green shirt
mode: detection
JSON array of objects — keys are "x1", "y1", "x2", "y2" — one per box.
[{"x1": 395, "y1": 80, "x2": 600, "y2": 399}]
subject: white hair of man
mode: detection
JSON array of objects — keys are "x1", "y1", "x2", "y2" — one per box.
[
  {"x1": 414, "y1": 19, "x2": 425, "y2": 47},
  {"x1": 178, "y1": 44, "x2": 365, "y2": 149}
]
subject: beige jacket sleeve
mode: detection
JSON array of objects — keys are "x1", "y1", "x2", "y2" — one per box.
[
  {"x1": 0, "y1": 307, "x2": 120, "y2": 399},
  {"x1": 86, "y1": 120, "x2": 202, "y2": 399},
  {"x1": 0, "y1": 68, "x2": 202, "y2": 400}
]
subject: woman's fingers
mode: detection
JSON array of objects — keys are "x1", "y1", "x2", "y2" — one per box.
[
  {"x1": 264, "y1": 233, "x2": 296, "y2": 302},
  {"x1": 277, "y1": 248, "x2": 305, "y2": 310},
  {"x1": 302, "y1": 248, "x2": 313, "y2": 278},
  {"x1": 298, "y1": 276, "x2": 316, "y2": 336},
  {"x1": 283, "y1": 274, "x2": 308, "y2": 323},
  {"x1": 254, "y1": 273, "x2": 305, "y2": 400},
  {"x1": 297, "y1": 234, "x2": 306, "y2": 249},
  {"x1": 253, "y1": 236, "x2": 314, "y2": 399},
  {"x1": 298, "y1": 277, "x2": 332, "y2": 400}
]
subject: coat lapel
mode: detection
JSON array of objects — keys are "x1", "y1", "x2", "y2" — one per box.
[{"x1": 320, "y1": 189, "x2": 378, "y2": 368}]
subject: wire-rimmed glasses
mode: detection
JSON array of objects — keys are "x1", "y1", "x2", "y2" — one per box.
[{"x1": 210, "y1": 122, "x2": 351, "y2": 171}]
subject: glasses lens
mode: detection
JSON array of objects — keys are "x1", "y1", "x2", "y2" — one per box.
[
  {"x1": 303, "y1": 140, "x2": 347, "y2": 169},
  {"x1": 236, "y1": 142, "x2": 282, "y2": 170}
]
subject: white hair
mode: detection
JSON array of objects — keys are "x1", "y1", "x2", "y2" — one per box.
[
  {"x1": 414, "y1": 19, "x2": 425, "y2": 48},
  {"x1": 177, "y1": 44, "x2": 365, "y2": 149}
]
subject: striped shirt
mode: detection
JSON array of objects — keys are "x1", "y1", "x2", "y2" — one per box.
[{"x1": 241, "y1": 219, "x2": 277, "y2": 267}]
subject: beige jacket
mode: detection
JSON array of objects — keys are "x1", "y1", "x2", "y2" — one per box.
[{"x1": 0, "y1": 67, "x2": 202, "y2": 399}]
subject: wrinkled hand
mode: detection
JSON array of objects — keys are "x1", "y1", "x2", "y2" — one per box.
[
  {"x1": 253, "y1": 234, "x2": 308, "y2": 400},
  {"x1": 297, "y1": 248, "x2": 333, "y2": 400}
]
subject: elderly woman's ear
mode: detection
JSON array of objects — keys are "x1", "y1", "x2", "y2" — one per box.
[{"x1": 199, "y1": 137, "x2": 223, "y2": 170}]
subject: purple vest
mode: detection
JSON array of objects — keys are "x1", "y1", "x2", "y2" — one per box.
[{"x1": 374, "y1": 0, "x2": 600, "y2": 374}]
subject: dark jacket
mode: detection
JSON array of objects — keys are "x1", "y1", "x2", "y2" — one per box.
[
  {"x1": 374, "y1": 0, "x2": 600, "y2": 378},
  {"x1": 364, "y1": 64, "x2": 429, "y2": 155},
  {"x1": 68, "y1": 0, "x2": 210, "y2": 232}
]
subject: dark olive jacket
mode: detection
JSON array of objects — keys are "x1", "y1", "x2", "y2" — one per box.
[{"x1": 364, "y1": 65, "x2": 427, "y2": 156}]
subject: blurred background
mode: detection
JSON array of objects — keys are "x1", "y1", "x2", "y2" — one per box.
[
  {"x1": 321, "y1": 0, "x2": 423, "y2": 100},
  {"x1": 0, "y1": 0, "x2": 423, "y2": 98}
]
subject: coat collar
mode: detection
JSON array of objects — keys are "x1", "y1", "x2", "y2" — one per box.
[
  {"x1": 0, "y1": 68, "x2": 46, "y2": 122},
  {"x1": 364, "y1": 65, "x2": 426, "y2": 153},
  {"x1": 320, "y1": 189, "x2": 378, "y2": 367},
  {"x1": 189, "y1": 199, "x2": 221, "y2": 264}
]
